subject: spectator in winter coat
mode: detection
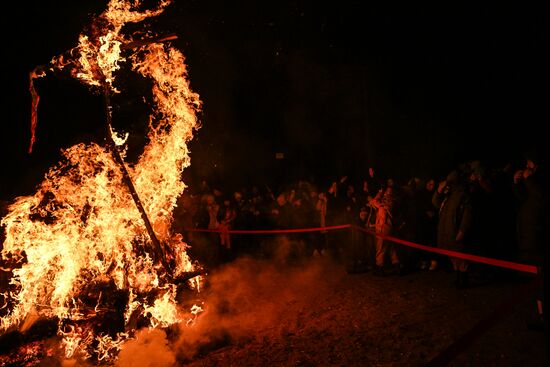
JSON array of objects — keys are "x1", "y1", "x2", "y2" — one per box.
[
  {"x1": 513, "y1": 148, "x2": 548, "y2": 333},
  {"x1": 371, "y1": 186, "x2": 400, "y2": 275},
  {"x1": 325, "y1": 177, "x2": 350, "y2": 262},
  {"x1": 432, "y1": 170, "x2": 473, "y2": 288},
  {"x1": 417, "y1": 178, "x2": 439, "y2": 271}
]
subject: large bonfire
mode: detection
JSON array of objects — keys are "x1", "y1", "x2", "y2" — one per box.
[{"x1": 1, "y1": 0, "x2": 203, "y2": 362}]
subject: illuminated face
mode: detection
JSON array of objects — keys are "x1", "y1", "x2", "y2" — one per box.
[
  {"x1": 426, "y1": 179, "x2": 435, "y2": 191},
  {"x1": 526, "y1": 159, "x2": 537, "y2": 170},
  {"x1": 206, "y1": 195, "x2": 216, "y2": 205}
]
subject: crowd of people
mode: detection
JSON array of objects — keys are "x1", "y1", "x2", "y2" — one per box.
[
  {"x1": 176, "y1": 153, "x2": 544, "y2": 272},
  {"x1": 171, "y1": 150, "x2": 548, "y2": 332}
]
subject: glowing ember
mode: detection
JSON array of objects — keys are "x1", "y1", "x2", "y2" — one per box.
[{"x1": 1, "y1": 0, "x2": 203, "y2": 362}]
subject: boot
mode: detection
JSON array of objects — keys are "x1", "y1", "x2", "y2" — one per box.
[
  {"x1": 526, "y1": 314, "x2": 545, "y2": 332},
  {"x1": 460, "y1": 271, "x2": 470, "y2": 288},
  {"x1": 452, "y1": 270, "x2": 461, "y2": 288},
  {"x1": 393, "y1": 263, "x2": 403, "y2": 276},
  {"x1": 373, "y1": 265, "x2": 385, "y2": 276},
  {"x1": 454, "y1": 271, "x2": 470, "y2": 289}
]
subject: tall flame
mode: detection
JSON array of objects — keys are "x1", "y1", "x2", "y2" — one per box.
[{"x1": 1, "y1": 0, "x2": 202, "y2": 361}]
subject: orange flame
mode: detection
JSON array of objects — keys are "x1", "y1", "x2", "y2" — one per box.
[{"x1": 2, "y1": 0, "x2": 203, "y2": 361}]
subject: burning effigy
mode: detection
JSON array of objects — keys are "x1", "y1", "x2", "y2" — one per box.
[{"x1": 1, "y1": 0, "x2": 204, "y2": 363}]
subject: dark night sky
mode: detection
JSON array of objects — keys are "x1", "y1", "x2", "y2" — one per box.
[{"x1": 1, "y1": 1, "x2": 548, "y2": 199}]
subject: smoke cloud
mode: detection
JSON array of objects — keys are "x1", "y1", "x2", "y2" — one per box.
[
  {"x1": 116, "y1": 329, "x2": 176, "y2": 367},
  {"x1": 172, "y1": 245, "x2": 345, "y2": 363}
]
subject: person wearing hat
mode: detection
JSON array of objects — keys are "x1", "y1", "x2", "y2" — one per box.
[{"x1": 432, "y1": 169, "x2": 473, "y2": 288}]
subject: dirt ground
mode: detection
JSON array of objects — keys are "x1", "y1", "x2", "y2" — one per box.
[
  {"x1": 1, "y1": 253, "x2": 547, "y2": 367},
  {"x1": 174, "y1": 255, "x2": 547, "y2": 367}
]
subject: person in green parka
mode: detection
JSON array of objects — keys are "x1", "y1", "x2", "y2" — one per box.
[{"x1": 433, "y1": 170, "x2": 473, "y2": 288}]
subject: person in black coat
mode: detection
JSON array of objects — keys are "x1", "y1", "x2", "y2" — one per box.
[{"x1": 513, "y1": 148, "x2": 549, "y2": 335}]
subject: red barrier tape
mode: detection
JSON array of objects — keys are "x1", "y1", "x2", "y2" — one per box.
[
  {"x1": 182, "y1": 223, "x2": 538, "y2": 274},
  {"x1": 353, "y1": 225, "x2": 538, "y2": 275},
  {"x1": 184, "y1": 224, "x2": 351, "y2": 235}
]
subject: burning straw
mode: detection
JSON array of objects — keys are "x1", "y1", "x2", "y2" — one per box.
[{"x1": 1, "y1": 0, "x2": 204, "y2": 363}]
